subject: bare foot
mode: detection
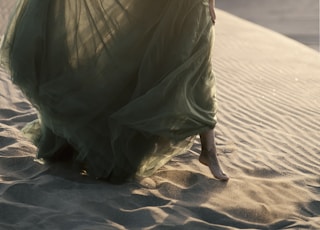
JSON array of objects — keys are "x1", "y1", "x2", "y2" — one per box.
[{"x1": 199, "y1": 150, "x2": 229, "y2": 181}]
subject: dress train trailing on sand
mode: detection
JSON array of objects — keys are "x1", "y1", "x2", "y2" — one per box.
[{"x1": 0, "y1": 0, "x2": 217, "y2": 182}]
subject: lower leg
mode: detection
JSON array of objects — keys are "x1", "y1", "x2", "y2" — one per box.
[{"x1": 199, "y1": 129, "x2": 229, "y2": 181}]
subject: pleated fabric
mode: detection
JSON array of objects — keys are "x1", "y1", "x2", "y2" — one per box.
[{"x1": 0, "y1": 0, "x2": 217, "y2": 182}]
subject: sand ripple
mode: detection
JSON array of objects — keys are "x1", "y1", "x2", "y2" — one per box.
[{"x1": 0, "y1": 5, "x2": 319, "y2": 230}]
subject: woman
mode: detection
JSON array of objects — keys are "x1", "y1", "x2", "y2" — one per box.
[{"x1": 0, "y1": 0, "x2": 228, "y2": 182}]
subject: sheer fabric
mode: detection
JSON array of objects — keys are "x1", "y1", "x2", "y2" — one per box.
[{"x1": 1, "y1": 0, "x2": 217, "y2": 182}]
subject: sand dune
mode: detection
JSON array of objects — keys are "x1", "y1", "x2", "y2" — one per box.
[
  {"x1": 216, "y1": 0, "x2": 319, "y2": 51},
  {"x1": 0, "y1": 3, "x2": 319, "y2": 230}
]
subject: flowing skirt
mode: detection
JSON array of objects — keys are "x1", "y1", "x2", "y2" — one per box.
[{"x1": 0, "y1": 0, "x2": 217, "y2": 182}]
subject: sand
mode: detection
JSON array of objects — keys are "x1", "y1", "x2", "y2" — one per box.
[
  {"x1": 0, "y1": 1, "x2": 320, "y2": 230},
  {"x1": 216, "y1": 0, "x2": 320, "y2": 51}
]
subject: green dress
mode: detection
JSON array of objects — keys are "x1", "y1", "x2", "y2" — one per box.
[{"x1": 0, "y1": 0, "x2": 217, "y2": 182}]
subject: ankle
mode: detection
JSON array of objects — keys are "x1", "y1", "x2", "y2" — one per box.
[{"x1": 201, "y1": 148, "x2": 216, "y2": 154}]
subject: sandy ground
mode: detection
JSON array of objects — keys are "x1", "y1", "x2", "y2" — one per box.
[
  {"x1": 216, "y1": 0, "x2": 320, "y2": 51},
  {"x1": 0, "y1": 1, "x2": 320, "y2": 229}
]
